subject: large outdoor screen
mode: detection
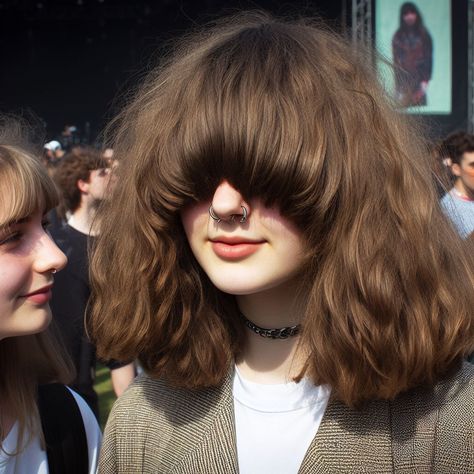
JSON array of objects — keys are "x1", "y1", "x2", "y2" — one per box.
[{"x1": 375, "y1": 0, "x2": 452, "y2": 115}]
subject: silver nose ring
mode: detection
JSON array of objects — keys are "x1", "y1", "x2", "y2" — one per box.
[{"x1": 209, "y1": 205, "x2": 247, "y2": 223}]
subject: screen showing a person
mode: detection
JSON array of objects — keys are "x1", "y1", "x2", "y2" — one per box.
[{"x1": 376, "y1": 0, "x2": 451, "y2": 115}]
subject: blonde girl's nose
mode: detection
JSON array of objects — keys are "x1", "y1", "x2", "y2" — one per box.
[{"x1": 34, "y1": 234, "x2": 68, "y2": 274}]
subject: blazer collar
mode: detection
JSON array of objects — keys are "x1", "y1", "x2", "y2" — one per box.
[
  {"x1": 167, "y1": 370, "x2": 394, "y2": 473},
  {"x1": 162, "y1": 370, "x2": 239, "y2": 474},
  {"x1": 299, "y1": 397, "x2": 393, "y2": 473}
]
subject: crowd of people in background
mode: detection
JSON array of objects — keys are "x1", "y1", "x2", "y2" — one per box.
[
  {"x1": 0, "y1": 11, "x2": 473, "y2": 474},
  {"x1": 48, "y1": 146, "x2": 135, "y2": 419}
]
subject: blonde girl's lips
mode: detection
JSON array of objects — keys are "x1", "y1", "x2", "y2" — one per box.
[
  {"x1": 21, "y1": 285, "x2": 53, "y2": 305},
  {"x1": 211, "y1": 241, "x2": 264, "y2": 259},
  {"x1": 25, "y1": 289, "x2": 52, "y2": 305}
]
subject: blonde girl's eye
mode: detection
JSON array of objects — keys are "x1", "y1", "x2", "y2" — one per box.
[{"x1": 0, "y1": 229, "x2": 22, "y2": 246}]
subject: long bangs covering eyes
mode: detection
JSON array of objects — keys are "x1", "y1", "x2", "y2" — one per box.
[
  {"x1": 0, "y1": 145, "x2": 58, "y2": 227},
  {"x1": 90, "y1": 12, "x2": 474, "y2": 406},
  {"x1": 131, "y1": 22, "x2": 341, "y2": 233}
]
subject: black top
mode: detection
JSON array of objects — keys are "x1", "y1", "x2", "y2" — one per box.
[
  {"x1": 50, "y1": 224, "x2": 99, "y2": 416},
  {"x1": 38, "y1": 383, "x2": 89, "y2": 474},
  {"x1": 51, "y1": 224, "x2": 127, "y2": 416}
]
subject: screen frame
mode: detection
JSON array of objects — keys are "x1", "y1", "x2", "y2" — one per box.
[{"x1": 356, "y1": 0, "x2": 469, "y2": 139}]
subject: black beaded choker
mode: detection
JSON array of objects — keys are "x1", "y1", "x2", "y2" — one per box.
[{"x1": 241, "y1": 314, "x2": 301, "y2": 340}]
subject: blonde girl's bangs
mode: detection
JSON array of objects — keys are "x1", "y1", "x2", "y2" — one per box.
[{"x1": 0, "y1": 146, "x2": 58, "y2": 226}]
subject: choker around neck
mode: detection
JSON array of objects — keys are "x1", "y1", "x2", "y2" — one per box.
[{"x1": 240, "y1": 313, "x2": 301, "y2": 340}]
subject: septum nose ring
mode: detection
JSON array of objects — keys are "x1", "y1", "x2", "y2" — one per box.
[{"x1": 209, "y1": 205, "x2": 248, "y2": 223}]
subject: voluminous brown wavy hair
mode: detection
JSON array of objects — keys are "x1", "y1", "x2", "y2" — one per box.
[{"x1": 90, "y1": 12, "x2": 474, "y2": 406}]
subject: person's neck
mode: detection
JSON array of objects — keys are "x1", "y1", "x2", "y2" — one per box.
[
  {"x1": 235, "y1": 276, "x2": 308, "y2": 384},
  {"x1": 453, "y1": 181, "x2": 474, "y2": 201},
  {"x1": 68, "y1": 202, "x2": 99, "y2": 236}
]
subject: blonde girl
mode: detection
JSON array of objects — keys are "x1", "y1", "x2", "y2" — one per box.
[{"x1": 0, "y1": 124, "x2": 101, "y2": 474}]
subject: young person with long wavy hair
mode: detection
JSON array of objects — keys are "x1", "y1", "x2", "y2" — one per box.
[
  {"x1": 0, "y1": 123, "x2": 101, "y2": 473},
  {"x1": 90, "y1": 12, "x2": 474, "y2": 473}
]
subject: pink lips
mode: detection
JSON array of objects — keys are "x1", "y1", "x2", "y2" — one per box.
[
  {"x1": 211, "y1": 238, "x2": 264, "y2": 260},
  {"x1": 21, "y1": 285, "x2": 53, "y2": 305}
]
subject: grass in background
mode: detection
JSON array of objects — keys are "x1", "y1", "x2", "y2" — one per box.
[{"x1": 94, "y1": 363, "x2": 117, "y2": 430}]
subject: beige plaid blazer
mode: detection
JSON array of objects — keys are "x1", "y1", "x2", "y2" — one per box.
[{"x1": 98, "y1": 362, "x2": 474, "y2": 473}]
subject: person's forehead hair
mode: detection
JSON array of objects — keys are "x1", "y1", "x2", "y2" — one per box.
[
  {"x1": 441, "y1": 132, "x2": 474, "y2": 164},
  {"x1": 114, "y1": 12, "x2": 412, "y2": 238},
  {"x1": 60, "y1": 150, "x2": 108, "y2": 176},
  {"x1": 83, "y1": 152, "x2": 108, "y2": 171},
  {"x1": 402, "y1": 2, "x2": 418, "y2": 13},
  {"x1": 0, "y1": 145, "x2": 58, "y2": 227},
  {"x1": 149, "y1": 19, "x2": 356, "y2": 201}
]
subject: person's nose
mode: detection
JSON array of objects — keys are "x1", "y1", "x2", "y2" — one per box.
[
  {"x1": 33, "y1": 233, "x2": 68, "y2": 275},
  {"x1": 210, "y1": 180, "x2": 250, "y2": 223}
]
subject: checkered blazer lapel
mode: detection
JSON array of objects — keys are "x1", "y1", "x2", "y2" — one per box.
[
  {"x1": 164, "y1": 372, "x2": 239, "y2": 474},
  {"x1": 299, "y1": 398, "x2": 393, "y2": 473}
]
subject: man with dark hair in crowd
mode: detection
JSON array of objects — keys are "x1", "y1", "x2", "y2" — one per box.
[
  {"x1": 51, "y1": 147, "x2": 135, "y2": 418},
  {"x1": 440, "y1": 131, "x2": 474, "y2": 238}
]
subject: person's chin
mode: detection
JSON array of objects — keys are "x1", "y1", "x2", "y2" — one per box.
[
  {"x1": 210, "y1": 277, "x2": 266, "y2": 296},
  {"x1": 8, "y1": 318, "x2": 51, "y2": 339},
  {"x1": 28, "y1": 308, "x2": 52, "y2": 335}
]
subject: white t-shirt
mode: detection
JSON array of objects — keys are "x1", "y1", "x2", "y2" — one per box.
[
  {"x1": 0, "y1": 388, "x2": 101, "y2": 474},
  {"x1": 233, "y1": 367, "x2": 330, "y2": 474}
]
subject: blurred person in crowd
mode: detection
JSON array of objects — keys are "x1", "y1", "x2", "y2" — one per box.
[
  {"x1": 60, "y1": 124, "x2": 81, "y2": 152},
  {"x1": 102, "y1": 148, "x2": 114, "y2": 164},
  {"x1": 90, "y1": 13, "x2": 474, "y2": 473},
  {"x1": 0, "y1": 123, "x2": 100, "y2": 473},
  {"x1": 42, "y1": 138, "x2": 66, "y2": 232},
  {"x1": 392, "y1": 2, "x2": 432, "y2": 107},
  {"x1": 42, "y1": 140, "x2": 64, "y2": 175},
  {"x1": 51, "y1": 147, "x2": 135, "y2": 418},
  {"x1": 440, "y1": 131, "x2": 474, "y2": 238}
]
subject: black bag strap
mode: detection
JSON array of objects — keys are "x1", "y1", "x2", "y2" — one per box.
[{"x1": 38, "y1": 383, "x2": 89, "y2": 474}]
